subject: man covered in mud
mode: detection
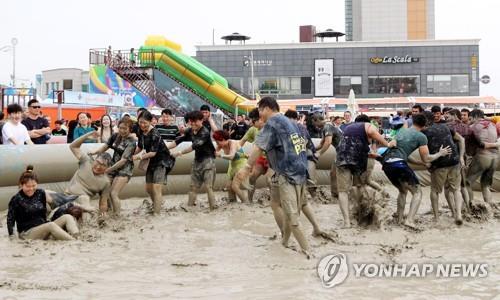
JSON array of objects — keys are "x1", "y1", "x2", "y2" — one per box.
[
  {"x1": 466, "y1": 109, "x2": 499, "y2": 212},
  {"x1": 422, "y1": 111, "x2": 465, "y2": 225},
  {"x1": 240, "y1": 97, "x2": 312, "y2": 258},
  {"x1": 310, "y1": 113, "x2": 342, "y2": 200},
  {"x1": 68, "y1": 131, "x2": 112, "y2": 219},
  {"x1": 377, "y1": 113, "x2": 451, "y2": 228},
  {"x1": 336, "y1": 114, "x2": 392, "y2": 228}
]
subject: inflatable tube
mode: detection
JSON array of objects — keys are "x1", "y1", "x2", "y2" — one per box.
[
  {"x1": 0, "y1": 170, "x2": 333, "y2": 211},
  {"x1": 0, "y1": 140, "x2": 337, "y2": 187}
]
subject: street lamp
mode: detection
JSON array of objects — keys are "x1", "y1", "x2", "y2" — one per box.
[
  {"x1": 0, "y1": 37, "x2": 17, "y2": 87},
  {"x1": 243, "y1": 51, "x2": 255, "y2": 99}
]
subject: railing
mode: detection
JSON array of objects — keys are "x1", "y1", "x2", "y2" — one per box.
[
  {"x1": 89, "y1": 49, "x2": 158, "y2": 67},
  {"x1": 88, "y1": 48, "x2": 235, "y2": 116}
]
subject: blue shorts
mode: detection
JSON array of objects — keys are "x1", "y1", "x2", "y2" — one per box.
[{"x1": 382, "y1": 160, "x2": 419, "y2": 190}]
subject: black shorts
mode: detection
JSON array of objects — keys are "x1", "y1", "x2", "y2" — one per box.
[
  {"x1": 382, "y1": 160, "x2": 419, "y2": 190},
  {"x1": 146, "y1": 165, "x2": 171, "y2": 185}
]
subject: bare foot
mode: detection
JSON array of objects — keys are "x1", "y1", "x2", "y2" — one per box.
[
  {"x1": 312, "y1": 230, "x2": 337, "y2": 242},
  {"x1": 300, "y1": 249, "x2": 313, "y2": 259},
  {"x1": 403, "y1": 220, "x2": 418, "y2": 229},
  {"x1": 342, "y1": 222, "x2": 351, "y2": 229}
]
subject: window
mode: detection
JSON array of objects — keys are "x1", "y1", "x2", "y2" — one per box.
[
  {"x1": 278, "y1": 77, "x2": 301, "y2": 95},
  {"x1": 82, "y1": 84, "x2": 89, "y2": 93},
  {"x1": 258, "y1": 77, "x2": 278, "y2": 94},
  {"x1": 55, "y1": 82, "x2": 60, "y2": 90},
  {"x1": 334, "y1": 76, "x2": 362, "y2": 95},
  {"x1": 427, "y1": 74, "x2": 469, "y2": 94},
  {"x1": 45, "y1": 83, "x2": 49, "y2": 95},
  {"x1": 368, "y1": 76, "x2": 420, "y2": 94},
  {"x1": 301, "y1": 77, "x2": 312, "y2": 94},
  {"x1": 63, "y1": 79, "x2": 73, "y2": 90}
]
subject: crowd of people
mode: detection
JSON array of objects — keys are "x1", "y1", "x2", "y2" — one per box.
[{"x1": 5, "y1": 97, "x2": 500, "y2": 258}]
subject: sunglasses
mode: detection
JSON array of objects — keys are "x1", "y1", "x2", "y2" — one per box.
[{"x1": 30, "y1": 106, "x2": 41, "y2": 109}]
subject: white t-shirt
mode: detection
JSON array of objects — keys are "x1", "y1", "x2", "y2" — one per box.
[{"x1": 1, "y1": 121, "x2": 30, "y2": 145}]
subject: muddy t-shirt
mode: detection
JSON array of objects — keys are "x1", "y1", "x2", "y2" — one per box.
[
  {"x1": 138, "y1": 127, "x2": 174, "y2": 168},
  {"x1": 66, "y1": 154, "x2": 111, "y2": 196},
  {"x1": 322, "y1": 122, "x2": 342, "y2": 149},
  {"x1": 255, "y1": 114, "x2": 308, "y2": 185},
  {"x1": 107, "y1": 133, "x2": 137, "y2": 177},
  {"x1": 336, "y1": 122, "x2": 370, "y2": 175},
  {"x1": 447, "y1": 120, "x2": 475, "y2": 156},
  {"x1": 176, "y1": 127, "x2": 215, "y2": 163},
  {"x1": 423, "y1": 123, "x2": 459, "y2": 169},
  {"x1": 470, "y1": 120, "x2": 498, "y2": 156},
  {"x1": 7, "y1": 189, "x2": 47, "y2": 235}
]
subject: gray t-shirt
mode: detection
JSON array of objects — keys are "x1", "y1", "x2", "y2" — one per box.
[
  {"x1": 322, "y1": 122, "x2": 342, "y2": 149},
  {"x1": 255, "y1": 114, "x2": 308, "y2": 185},
  {"x1": 66, "y1": 154, "x2": 111, "y2": 196}
]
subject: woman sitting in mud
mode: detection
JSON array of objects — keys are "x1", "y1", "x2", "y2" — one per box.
[
  {"x1": 213, "y1": 130, "x2": 249, "y2": 203},
  {"x1": 7, "y1": 166, "x2": 91, "y2": 241}
]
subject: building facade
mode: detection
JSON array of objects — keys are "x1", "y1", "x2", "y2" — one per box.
[
  {"x1": 345, "y1": 0, "x2": 435, "y2": 41},
  {"x1": 195, "y1": 39, "x2": 479, "y2": 100},
  {"x1": 41, "y1": 68, "x2": 89, "y2": 98}
]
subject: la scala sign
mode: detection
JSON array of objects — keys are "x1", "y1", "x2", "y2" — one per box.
[{"x1": 370, "y1": 55, "x2": 420, "y2": 64}]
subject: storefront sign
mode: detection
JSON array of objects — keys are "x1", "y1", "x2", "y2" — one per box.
[
  {"x1": 370, "y1": 55, "x2": 420, "y2": 64},
  {"x1": 314, "y1": 59, "x2": 334, "y2": 97},
  {"x1": 244, "y1": 59, "x2": 273, "y2": 66}
]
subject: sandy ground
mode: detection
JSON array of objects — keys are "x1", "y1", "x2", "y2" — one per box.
[{"x1": 0, "y1": 184, "x2": 499, "y2": 300}]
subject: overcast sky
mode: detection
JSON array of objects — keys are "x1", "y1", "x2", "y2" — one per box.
[{"x1": 0, "y1": 0, "x2": 498, "y2": 96}]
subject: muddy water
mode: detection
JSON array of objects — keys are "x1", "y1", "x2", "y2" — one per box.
[{"x1": 0, "y1": 186, "x2": 498, "y2": 300}]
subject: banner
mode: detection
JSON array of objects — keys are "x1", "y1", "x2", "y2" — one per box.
[
  {"x1": 314, "y1": 59, "x2": 334, "y2": 97},
  {"x1": 48, "y1": 91, "x2": 126, "y2": 107},
  {"x1": 89, "y1": 65, "x2": 154, "y2": 107}
]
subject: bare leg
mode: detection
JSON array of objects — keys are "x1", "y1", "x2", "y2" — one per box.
[
  {"x1": 453, "y1": 189, "x2": 463, "y2": 225},
  {"x1": 76, "y1": 195, "x2": 91, "y2": 222},
  {"x1": 302, "y1": 203, "x2": 323, "y2": 235},
  {"x1": 188, "y1": 185, "x2": 198, "y2": 207},
  {"x1": 338, "y1": 191, "x2": 351, "y2": 228},
  {"x1": 430, "y1": 190, "x2": 440, "y2": 221},
  {"x1": 231, "y1": 175, "x2": 249, "y2": 203},
  {"x1": 53, "y1": 214, "x2": 79, "y2": 236},
  {"x1": 330, "y1": 164, "x2": 338, "y2": 200},
  {"x1": 482, "y1": 185, "x2": 493, "y2": 206},
  {"x1": 23, "y1": 222, "x2": 74, "y2": 241},
  {"x1": 406, "y1": 185, "x2": 422, "y2": 226},
  {"x1": 249, "y1": 165, "x2": 265, "y2": 202},
  {"x1": 206, "y1": 186, "x2": 216, "y2": 210},
  {"x1": 396, "y1": 187, "x2": 408, "y2": 224},
  {"x1": 444, "y1": 187, "x2": 456, "y2": 218},
  {"x1": 461, "y1": 186, "x2": 471, "y2": 213},
  {"x1": 110, "y1": 176, "x2": 129, "y2": 216},
  {"x1": 227, "y1": 184, "x2": 237, "y2": 202},
  {"x1": 270, "y1": 184, "x2": 284, "y2": 236},
  {"x1": 151, "y1": 184, "x2": 163, "y2": 215}
]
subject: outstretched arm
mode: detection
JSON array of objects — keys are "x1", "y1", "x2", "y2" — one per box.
[{"x1": 69, "y1": 131, "x2": 98, "y2": 160}]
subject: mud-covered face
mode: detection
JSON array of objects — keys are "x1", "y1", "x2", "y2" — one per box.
[
  {"x1": 215, "y1": 139, "x2": 229, "y2": 148},
  {"x1": 92, "y1": 157, "x2": 108, "y2": 175}
]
